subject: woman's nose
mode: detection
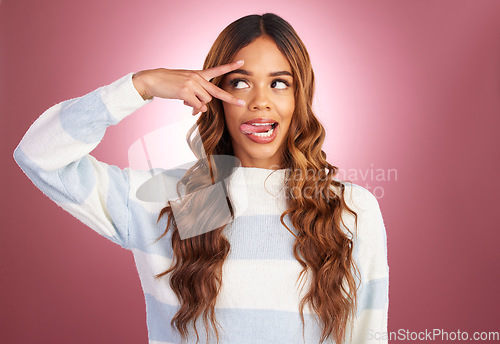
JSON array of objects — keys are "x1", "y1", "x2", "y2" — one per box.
[{"x1": 248, "y1": 87, "x2": 271, "y2": 111}]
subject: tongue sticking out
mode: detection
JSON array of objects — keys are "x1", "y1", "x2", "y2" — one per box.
[{"x1": 240, "y1": 123, "x2": 274, "y2": 134}]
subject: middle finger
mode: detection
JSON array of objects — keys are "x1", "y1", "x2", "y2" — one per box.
[{"x1": 195, "y1": 74, "x2": 245, "y2": 107}]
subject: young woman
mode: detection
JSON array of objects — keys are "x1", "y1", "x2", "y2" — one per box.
[{"x1": 14, "y1": 13, "x2": 388, "y2": 344}]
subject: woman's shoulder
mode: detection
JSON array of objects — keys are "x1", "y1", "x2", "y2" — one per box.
[
  {"x1": 331, "y1": 179, "x2": 380, "y2": 214},
  {"x1": 333, "y1": 179, "x2": 387, "y2": 244}
]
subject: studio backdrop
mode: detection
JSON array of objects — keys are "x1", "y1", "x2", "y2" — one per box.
[{"x1": 2, "y1": 0, "x2": 499, "y2": 343}]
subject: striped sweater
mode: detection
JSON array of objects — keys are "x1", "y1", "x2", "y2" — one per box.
[{"x1": 13, "y1": 73, "x2": 389, "y2": 344}]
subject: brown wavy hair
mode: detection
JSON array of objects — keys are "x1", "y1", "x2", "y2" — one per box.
[{"x1": 153, "y1": 13, "x2": 360, "y2": 344}]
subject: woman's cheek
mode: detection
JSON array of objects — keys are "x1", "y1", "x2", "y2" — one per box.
[{"x1": 277, "y1": 96, "x2": 295, "y2": 119}]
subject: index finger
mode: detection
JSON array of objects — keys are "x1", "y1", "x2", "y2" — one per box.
[{"x1": 199, "y1": 60, "x2": 244, "y2": 81}]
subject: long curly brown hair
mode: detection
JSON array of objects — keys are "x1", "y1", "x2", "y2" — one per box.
[{"x1": 153, "y1": 13, "x2": 360, "y2": 344}]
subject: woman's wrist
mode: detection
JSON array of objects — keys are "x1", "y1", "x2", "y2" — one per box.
[{"x1": 132, "y1": 70, "x2": 154, "y2": 100}]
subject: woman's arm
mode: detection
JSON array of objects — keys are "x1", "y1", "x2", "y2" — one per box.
[
  {"x1": 13, "y1": 74, "x2": 152, "y2": 248},
  {"x1": 13, "y1": 63, "x2": 246, "y2": 249},
  {"x1": 344, "y1": 184, "x2": 390, "y2": 344}
]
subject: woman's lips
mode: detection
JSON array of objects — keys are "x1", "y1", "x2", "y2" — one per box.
[
  {"x1": 239, "y1": 122, "x2": 279, "y2": 144},
  {"x1": 240, "y1": 123, "x2": 275, "y2": 134}
]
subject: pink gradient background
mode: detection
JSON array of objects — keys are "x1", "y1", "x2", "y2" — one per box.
[{"x1": 2, "y1": 0, "x2": 500, "y2": 343}]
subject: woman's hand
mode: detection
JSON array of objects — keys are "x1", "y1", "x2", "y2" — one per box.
[{"x1": 132, "y1": 60, "x2": 246, "y2": 115}]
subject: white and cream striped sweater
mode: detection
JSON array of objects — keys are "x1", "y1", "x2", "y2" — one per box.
[{"x1": 13, "y1": 73, "x2": 389, "y2": 344}]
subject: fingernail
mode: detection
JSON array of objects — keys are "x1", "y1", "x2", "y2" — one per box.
[
  {"x1": 238, "y1": 99, "x2": 246, "y2": 106},
  {"x1": 236, "y1": 60, "x2": 244, "y2": 64}
]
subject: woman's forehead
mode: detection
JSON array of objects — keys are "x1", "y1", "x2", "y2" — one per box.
[{"x1": 231, "y1": 37, "x2": 292, "y2": 74}]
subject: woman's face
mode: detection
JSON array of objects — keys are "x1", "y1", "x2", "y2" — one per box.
[{"x1": 221, "y1": 36, "x2": 295, "y2": 169}]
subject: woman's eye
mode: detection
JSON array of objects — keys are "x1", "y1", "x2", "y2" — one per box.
[
  {"x1": 231, "y1": 79, "x2": 249, "y2": 89},
  {"x1": 271, "y1": 80, "x2": 289, "y2": 89},
  {"x1": 229, "y1": 78, "x2": 290, "y2": 90}
]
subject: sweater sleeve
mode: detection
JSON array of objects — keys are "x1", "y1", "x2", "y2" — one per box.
[
  {"x1": 343, "y1": 183, "x2": 390, "y2": 344},
  {"x1": 13, "y1": 73, "x2": 153, "y2": 249}
]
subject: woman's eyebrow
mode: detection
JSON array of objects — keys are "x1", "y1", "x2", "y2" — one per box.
[{"x1": 226, "y1": 69, "x2": 293, "y2": 77}]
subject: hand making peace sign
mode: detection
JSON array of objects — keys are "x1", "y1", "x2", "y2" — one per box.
[{"x1": 132, "y1": 60, "x2": 246, "y2": 115}]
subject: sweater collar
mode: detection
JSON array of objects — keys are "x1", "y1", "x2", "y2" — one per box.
[
  {"x1": 228, "y1": 166, "x2": 289, "y2": 186},
  {"x1": 224, "y1": 166, "x2": 291, "y2": 206}
]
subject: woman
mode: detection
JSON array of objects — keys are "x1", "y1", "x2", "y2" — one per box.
[{"x1": 14, "y1": 13, "x2": 388, "y2": 344}]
